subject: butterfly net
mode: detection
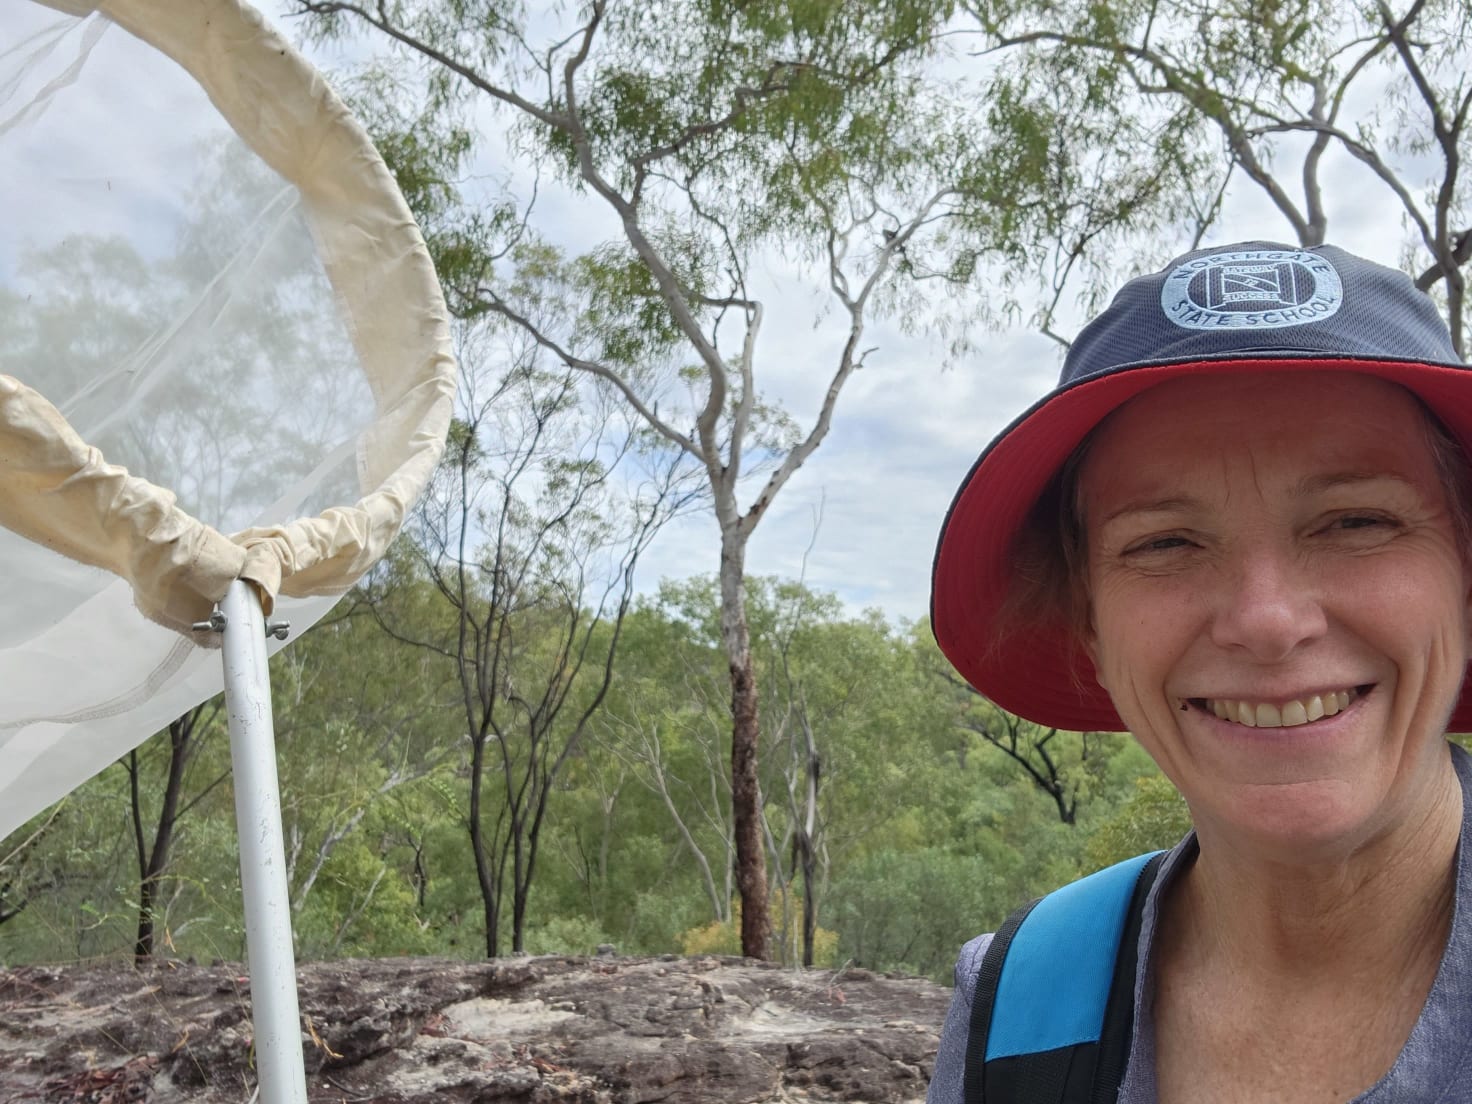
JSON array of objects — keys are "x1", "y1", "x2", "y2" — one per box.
[{"x1": 0, "y1": 0, "x2": 455, "y2": 839}]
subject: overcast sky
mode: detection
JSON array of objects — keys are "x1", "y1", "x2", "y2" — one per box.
[{"x1": 4, "y1": 1, "x2": 1431, "y2": 628}]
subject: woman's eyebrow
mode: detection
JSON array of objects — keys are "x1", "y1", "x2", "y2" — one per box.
[
  {"x1": 1099, "y1": 474, "x2": 1422, "y2": 527},
  {"x1": 1097, "y1": 496, "x2": 1201, "y2": 526},
  {"x1": 1293, "y1": 471, "x2": 1418, "y2": 497}
]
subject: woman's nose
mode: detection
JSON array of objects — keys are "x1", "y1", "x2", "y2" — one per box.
[{"x1": 1208, "y1": 545, "x2": 1328, "y2": 662}]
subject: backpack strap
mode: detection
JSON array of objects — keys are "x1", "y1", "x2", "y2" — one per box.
[
  {"x1": 1089, "y1": 852, "x2": 1164, "y2": 1102},
  {"x1": 963, "y1": 894, "x2": 1040, "y2": 1102},
  {"x1": 962, "y1": 852, "x2": 1166, "y2": 1104}
]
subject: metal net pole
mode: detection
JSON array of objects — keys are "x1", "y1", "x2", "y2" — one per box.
[{"x1": 218, "y1": 579, "x2": 307, "y2": 1104}]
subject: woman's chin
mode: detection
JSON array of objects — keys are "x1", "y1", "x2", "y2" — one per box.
[{"x1": 1195, "y1": 779, "x2": 1392, "y2": 860}]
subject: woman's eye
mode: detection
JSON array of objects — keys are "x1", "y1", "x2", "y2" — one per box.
[
  {"x1": 1126, "y1": 535, "x2": 1192, "y2": 554},
  {"x1": 1327, "y1": 513, "x2": 1398, "y2": 533}
]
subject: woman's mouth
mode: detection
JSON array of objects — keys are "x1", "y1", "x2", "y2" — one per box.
[{"x1": 1183, "y1": 686, "x2": 1373, "y2": 728}]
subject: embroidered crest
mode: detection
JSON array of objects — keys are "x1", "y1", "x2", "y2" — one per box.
[{"x1": 1160, "y1": 249, "x2": 1344, "y2": 331}]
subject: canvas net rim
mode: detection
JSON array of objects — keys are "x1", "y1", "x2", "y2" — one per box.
[{"x1": 10, "y1": 0, "x2": 456, "y2": 633}]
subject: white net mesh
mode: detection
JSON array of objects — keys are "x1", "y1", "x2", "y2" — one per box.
[{"x1": 0, "y1": 0, "x2": 454, "y2": 838}]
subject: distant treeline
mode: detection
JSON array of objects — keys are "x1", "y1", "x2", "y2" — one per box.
[{"x1": 0, "y1": 570, "x2": 1192, "y2": 983}]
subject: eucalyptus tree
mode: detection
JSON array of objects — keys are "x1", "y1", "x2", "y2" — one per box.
[
  {"x1": 594, "y1": 576, "x2": 969, "y2": 965},
  {"x1": 361, "y1": 309, "x2": 693, "y2": 957},
  {"x1": 968, "y1": 0, "x2": 1472, "y2": 351},
  {"x1": 292, "y1": 0, "x2": 1202, "y2": 956},
  {"x1": 124, "y1": 702, "x2": 225, "y2": 963}
]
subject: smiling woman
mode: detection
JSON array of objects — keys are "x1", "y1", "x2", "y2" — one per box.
[
  {"x1": 1082, "y1": 374, "x2": 1467, "y2": 860},
  {"x1": 926, "y1": 244, "x2": 1472, "y2": 1104}
]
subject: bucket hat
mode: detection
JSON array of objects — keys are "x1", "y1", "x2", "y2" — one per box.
[{"x1": 931, "y1": 241, "x2": 1472, "y2": 732}]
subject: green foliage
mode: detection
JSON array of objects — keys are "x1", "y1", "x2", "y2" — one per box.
[
  {"x1": 828, "y1": 848, "x2": 1011, "y2": 982},
  {"x1": 293, "y1": 837, "x2": 435, "y2": 958},
  {"x1": 0, "y1": 569, "x2": 1174, "y2": 976},
  {"x1": 573, "y1": 242, "x2": 695, "y2": 368},
  {"x1": 286, "y1": 0, "x2": 1226, "y2": 964},
  {"x1": 679, "y1": 894, "x2": 840, "y2": 967},
  {"x1": 679, "y1": 915, "x2": 744, "y2": 957},
  {"x1": 1082, "y1": 774, "x2": 1193, "y2": 874},
  {"x1": 967, "y1": 0, "x2": 1472, "y2": 346},
  {"x1": 523, "y1": 915, "x2": 614, "y2": 957}
]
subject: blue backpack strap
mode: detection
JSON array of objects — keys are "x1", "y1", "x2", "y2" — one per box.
[{"x1": 962, "y1": 851, "x2": 1165, "y2": 1104}]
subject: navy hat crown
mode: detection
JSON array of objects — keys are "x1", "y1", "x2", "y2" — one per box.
[{"x1": 1061, "y1": 242, "x2": 1462, "y2": 388}]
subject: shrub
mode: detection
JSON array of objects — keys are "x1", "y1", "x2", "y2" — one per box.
[
  {"x1": 1081, "y1": 774, "x2": 1192, "y2": 873},
  {"x1": 522, "y1": 914, "x2": 613, "y2": 956}
]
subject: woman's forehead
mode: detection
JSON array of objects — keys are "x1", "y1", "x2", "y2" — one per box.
[{"x1": 1079, "y1": 372, "x2": 1443, "y2": 500}]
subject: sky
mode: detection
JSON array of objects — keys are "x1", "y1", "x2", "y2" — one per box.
[{"x1": 1, "y1": 0, "x2": 1443, "y2": 629}]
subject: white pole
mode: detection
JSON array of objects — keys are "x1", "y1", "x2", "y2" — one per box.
[{"x1": 219, "y1": 579, "x2": 308, "y2": 1104}]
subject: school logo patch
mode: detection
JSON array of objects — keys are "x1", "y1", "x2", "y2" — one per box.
[{"x1": 1160, "y1": 249, "x2": 1343, "y2": 330}]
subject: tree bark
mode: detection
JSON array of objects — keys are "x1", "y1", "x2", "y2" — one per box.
[
  {"x1": 721, "y1": 539, "x2": 768, "y2": 959},
  {"x1": 468, "y1": 731, "x2": 501, "y2": 958},
  {"x1": 132, "y1": 711, "x2": 198, "y2": 965},
  {"x1": 798, "y1": 731, "x2": 820, "y2": 969},
  {"x1": 731, "y1": 647, "x2": 767, "y2": 959}
]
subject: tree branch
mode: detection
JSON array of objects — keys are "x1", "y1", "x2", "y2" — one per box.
[
  {"x1": 739, "y1": 186, "x2": 955, "y2": 536},
  {"x1": 293, "y1": 1, "x2": 569, "y2": 130},
  {"x1": 474, "y1": 287, "x2": 700, "y2": 456}
]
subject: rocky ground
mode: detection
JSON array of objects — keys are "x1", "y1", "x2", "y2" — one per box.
[{"x1": 0, "y1": 953, "x2": 952, "y2": 1103}]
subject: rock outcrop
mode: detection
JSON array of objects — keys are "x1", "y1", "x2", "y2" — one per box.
[{"x1": 0, "y1": 954, "x2": 952, "y2": 1102}]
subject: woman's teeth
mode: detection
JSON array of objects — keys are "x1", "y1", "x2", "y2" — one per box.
[{"x1": 1201, "y1": 689, "x2": 1357, "y2": 728}]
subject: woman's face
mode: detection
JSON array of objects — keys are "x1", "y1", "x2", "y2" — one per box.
[{"x1": 1080, "y1": 372, "x2": 1471, "y2": 856}]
